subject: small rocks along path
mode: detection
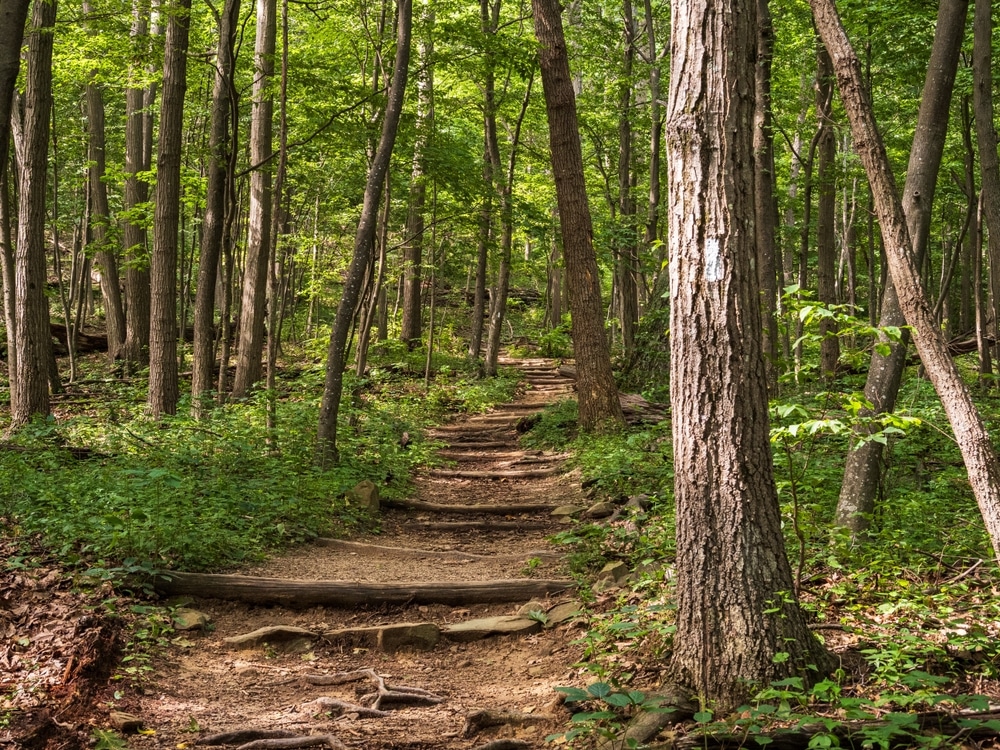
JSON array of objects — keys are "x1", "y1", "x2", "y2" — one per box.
[{"x1": 125, "y1": 357, "x2": 595, "y2": 750}]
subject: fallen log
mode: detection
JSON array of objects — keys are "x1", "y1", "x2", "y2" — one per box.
[
  {"x1": 151, "y1": 571, "x2": 573, "y2": 606},
  {"x1": 439, "y1": 441, "x2": 514, "y2": 450},
  {"x1": 384, "y1": 497, "x2": 561, "y2": 515},
  {"x1": 435, "y1": 449, "x2": 537, "y2": 462},
  {"x1": 407, "y1": 520, "x2": 553, "y2": 532},
  {"x1": 314, "y1": 538, "x2": 560, "y2": 563}
]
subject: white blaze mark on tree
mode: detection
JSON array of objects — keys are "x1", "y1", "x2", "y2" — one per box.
[{"x1": 704, "y1": 237, "x2": 723, "y2": 281}]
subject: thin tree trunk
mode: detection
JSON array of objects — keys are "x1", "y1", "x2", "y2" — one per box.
[
  {"x1": 812, "y1": 0, "x2": 1000, "y2": 564},
  {"x1": 834, "y1": 0, "x2": 967, "y2": 537},
  {"x1": 232, "y1": 0, "x2": 277, "y2": 399},
  {"x1": 616, "y1": 0, "x2": 638, "y2": 358},
  {"x1": 316, "y1": 0, "x2": 411, "y2": 467},
  {"x1": 532, "y1": 0, "x2": 623, "y2": 431},
  {"x1": 147, "y1": 0, "x2": 192, "y2": 418},
  {"x1": 192, "y1": 0, "x2": 240, "y2": 414},
  {"x1": 642, "y1": 0, "x2": 662, "y2": 261},
  {"x1": 816, "y1": 39, "x2": 839, "y2": 378}
]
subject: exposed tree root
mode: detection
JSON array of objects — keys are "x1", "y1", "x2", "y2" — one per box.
[
  {"x1": 197, "y1": 729, "x2": 300, "y2": 745},
  {"x1": 463, "y1": 709, "x2": 556, "y2": 737},
  {"x1": 384, "y1": 497, "x2": 560, "y2": 514},
  {"x1": 299, "y1": 696, "x2": 390, "y2": 718},
  {"x1": 236, "y1": 735, "x2": 345, "y2": 750},
  {"x1": 152, "y1": 571, "x2": 572, "y2": 606},
  {"x1": 302, "y1": 668, "x2": 444, "y2": 711}
]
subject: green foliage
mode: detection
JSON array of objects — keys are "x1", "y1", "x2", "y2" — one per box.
[{"x1": 548, "y1": 681, "x2": 674, "y2": 749}]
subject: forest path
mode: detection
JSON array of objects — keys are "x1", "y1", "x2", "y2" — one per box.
[{"x1": 129, "y1": 357, "x2": 587, "y2": 750}]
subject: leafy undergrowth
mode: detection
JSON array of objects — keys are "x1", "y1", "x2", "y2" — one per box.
[
  {"x1": 0, "y1": 349, "x2": 518, "y2": 575},
  {"x1": 522, "y1": 371, "x2": 1000, "y2": 749}
]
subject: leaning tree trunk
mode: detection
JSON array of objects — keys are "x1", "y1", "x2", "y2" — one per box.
[
  {"x1": 232, "y1": 0, "x2": 276, "y2": 400},
  {"x1": 11, "y1": 0, "x2": 58, "y2": 430},
  {"x1": 834, "y1": 0, "x2": 967, "y2": 537},
  {"x1": 316, "y1": 0, "x2": 412, "y2": 467},
  {"x1": 191, "y1": 0, "x2": 240, "y2": 414},
  {"x1": 812, "y1": 0, "x2": 1000, "y2": 564},
  {"x1": 147, "y1": 0, "x2": 192, "y2": 418},
  {"x1": 666, "y1": 0, "x2": 831, "y2": 711},
  {"x1": 532, "y1": 0, "x2": 624, "y2": 432}
]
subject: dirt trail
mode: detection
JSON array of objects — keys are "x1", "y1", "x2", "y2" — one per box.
[{"x1": 127, "y1": 357, "x2": 587, "y2": 750}]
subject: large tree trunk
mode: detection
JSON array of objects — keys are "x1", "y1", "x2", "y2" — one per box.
[
  {"x1": 191, "y1": 0, "x2": 240, "y2": 414},
  {"x1": 815, "y1": 40, "x2": 839, "y2": 378},
  {"x1": 532, "y1": 0, "x2": 624, "y2": 432},
  {"x1": 666, "y1": 0, "x2": 831, "y2": 711},
  {"x1": 11, "y1": 0, "x2": 58, "y2": 430},
  {"x1": 147, "y1": 0, "x2": 192, "y2": 418},
  {"x1": 400, "y1": 0, "x2": 433, "y2": 350},
  {"x1": 316, "y1": 0, "x2": 411, "y2": 467},
  {"x1": 811, "y1": 0, "x2": 1000, "y2": 564},
  {"x1": 0, "y1": 0, "x2": 30, "y2": 409},
  {"x1": 972, "y1": 0, "x2": 1000, "y2": 373},
  {"x1": 232, "y1": 0, "x2": 276, "y2": 400},
  {"x1": 834, "y1": 0, "x2": 967, "y2": 537},
  {"x1": 121, "y1": 0, "x2": 154, "y2": 371},
  {"x1": 83, "y1": 3, "x2": 127, "y2": 363}
]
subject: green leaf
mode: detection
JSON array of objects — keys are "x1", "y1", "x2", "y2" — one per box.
[
  {"x1": 603, "y1": 693, "x2": 633, "y2": 707},
  {"x1": 555, "y1": 686, "x2": 591, "y2": 702},
  {"x1": 693, "y1": 711, "x2": 713, "y2": 723},
  {"x1": 587, "y1": 682, "x2": 612, "y2": 699}
]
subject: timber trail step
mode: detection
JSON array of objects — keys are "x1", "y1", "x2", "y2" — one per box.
[{"x1": 126, "y1": 356, "x2": 628, "y2": 750}]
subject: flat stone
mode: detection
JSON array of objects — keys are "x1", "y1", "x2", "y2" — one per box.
[
  {"x1": 517, "y1": 600, "x2": 546, "y2": 616},
  {"x1": 349, "y1": 480, "x2": 380, "y2": 512},
  {"x1": 324, "y1": 622, "x2": 440, "y2": 651},
  {"x1": 224, "y1": 625, "x2": 318, "y2": 649},
  {"x1": 597, "y1": 561, "x2": 630, "y2": 583},
  {"x1": 551, "y1": 505, "x2": 584, "y2": 517},
  {"x1": 545, "y1": 601, "x2": 583, "y2": 627},
  {"x1": 583, "y1": 502, "x2": 616, "y2": 519},
  {"x1": 378, "y1": 622, "x2": 440, "y2": 651},
  {"x1": 442, "y1": 615, "x2": 543, "y2": 643},
  {"x1": 109, "y1": 711, "x2": 143, "y2": 733},
  {"x1": 172, "y1": 608, "x2": 211, "y2": 631}
]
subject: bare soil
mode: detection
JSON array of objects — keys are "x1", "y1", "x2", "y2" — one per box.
[{"x1": 113, "y1": 357, "x2": 586, "y2": 749}]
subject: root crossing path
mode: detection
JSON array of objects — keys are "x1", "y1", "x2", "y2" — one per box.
[{"x1": 131, "y1": 357, "x2": 587, "y2": 750}]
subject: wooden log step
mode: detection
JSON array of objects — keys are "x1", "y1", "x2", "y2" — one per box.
[
  {"x1": 407, "y1": 520, "x2": 552, "y2": 532},
  {"x1": 315, "y1": 538, "x2": 561, "y2": 563},
  {"x1": 439, "y1": 441, "x2": 514, "y2": 450},
  {"x1": 427, "y1": 466, "x2": 563, "y2": 479},
  {"x1": 489, "y1": 404, "x2": 545, "y2": 412},
  {"x1": 151, "y1": 571, "x2": 573, "y2": 607},
  {"x1": 435, "y1": 449, "x2": 541, "y2": 462},
  {"x1": 385, "y1": 498, "x2": 561, "y2": 515}
]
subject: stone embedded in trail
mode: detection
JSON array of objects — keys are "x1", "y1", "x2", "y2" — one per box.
[
  {"x1": 545, "y1": 601, "x2": 583, "y2": 626},
  {"x1": 583, "y1": 501, "x2": 616, "y2": 519},
  {"x1": 517, "y1": 600, "x2": 546, "y2": 616},
  {"x1": 551, "y1": 505, "x2": 584, "y2": 517},
  {"x1": 348, "y1": 480, "x2": 380, "y2": 512},
  {"x1": 223, "y1": 625, "x2": 318, "y2": 649},
  {"x1": 324, "y1": 622, "x2": 441, "y2": 652},
  {"x1": 172, "y1": 608, "x2": 211, "y2": 631},
  {"x1": 109, "y1": 710, "x2": 144, "y2": 733},
  {"x1": 442, "y1": 615, "x2": 543, "y2": 642}
]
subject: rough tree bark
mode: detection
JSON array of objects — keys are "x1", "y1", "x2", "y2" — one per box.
[
  {"x1": 811, "y1": 0, "x2": 1000, "y2": 564},
  {"x1": 666, "y1": 0, "x2": 831, "y2": 710},
  {"x1": 532, "y1": 0, "x2": 624, "y2": 431},
  {"x1": 191, "y1": 0, "x2": 240, "y2": 414},
  {"x1": 11, "y1": 0, "x2": 57, "y2": 430},
  {"x1": 834, "y1": 0, "x2": 967, "y2": 537},
  {"x1": 0, "y1": 0, "x2": 31, "y2": 412},
  {"x1": 815, "y1": 40, "x2": 839, "y2": 378},
  {"x1": 316, "y1": 0, "x2": 411, "y2": 467},
  {"x1": 232, "y1": 0, "x2": 276, "y2": 399},
  {"x1": 401, "y1": 0, "x2": 433, "y2": 350},
  {"x1": 147, "y1": 0, "x2": 192, "y2": 418}
]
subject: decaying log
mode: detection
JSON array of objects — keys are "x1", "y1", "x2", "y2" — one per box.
[
  {"x1": 384, "y1": 498, "x2": 560, "y2": 515},
  {"x1": 151, "y1": 571, "x2": 573, "y2": 606},
  {"x1": 314, "y1": 538, "x2": 560, "y2": 564}
]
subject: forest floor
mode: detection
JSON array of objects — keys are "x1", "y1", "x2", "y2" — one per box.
[{"x1": 104, "y1": 357, "x2": 590, "y2": 750}]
